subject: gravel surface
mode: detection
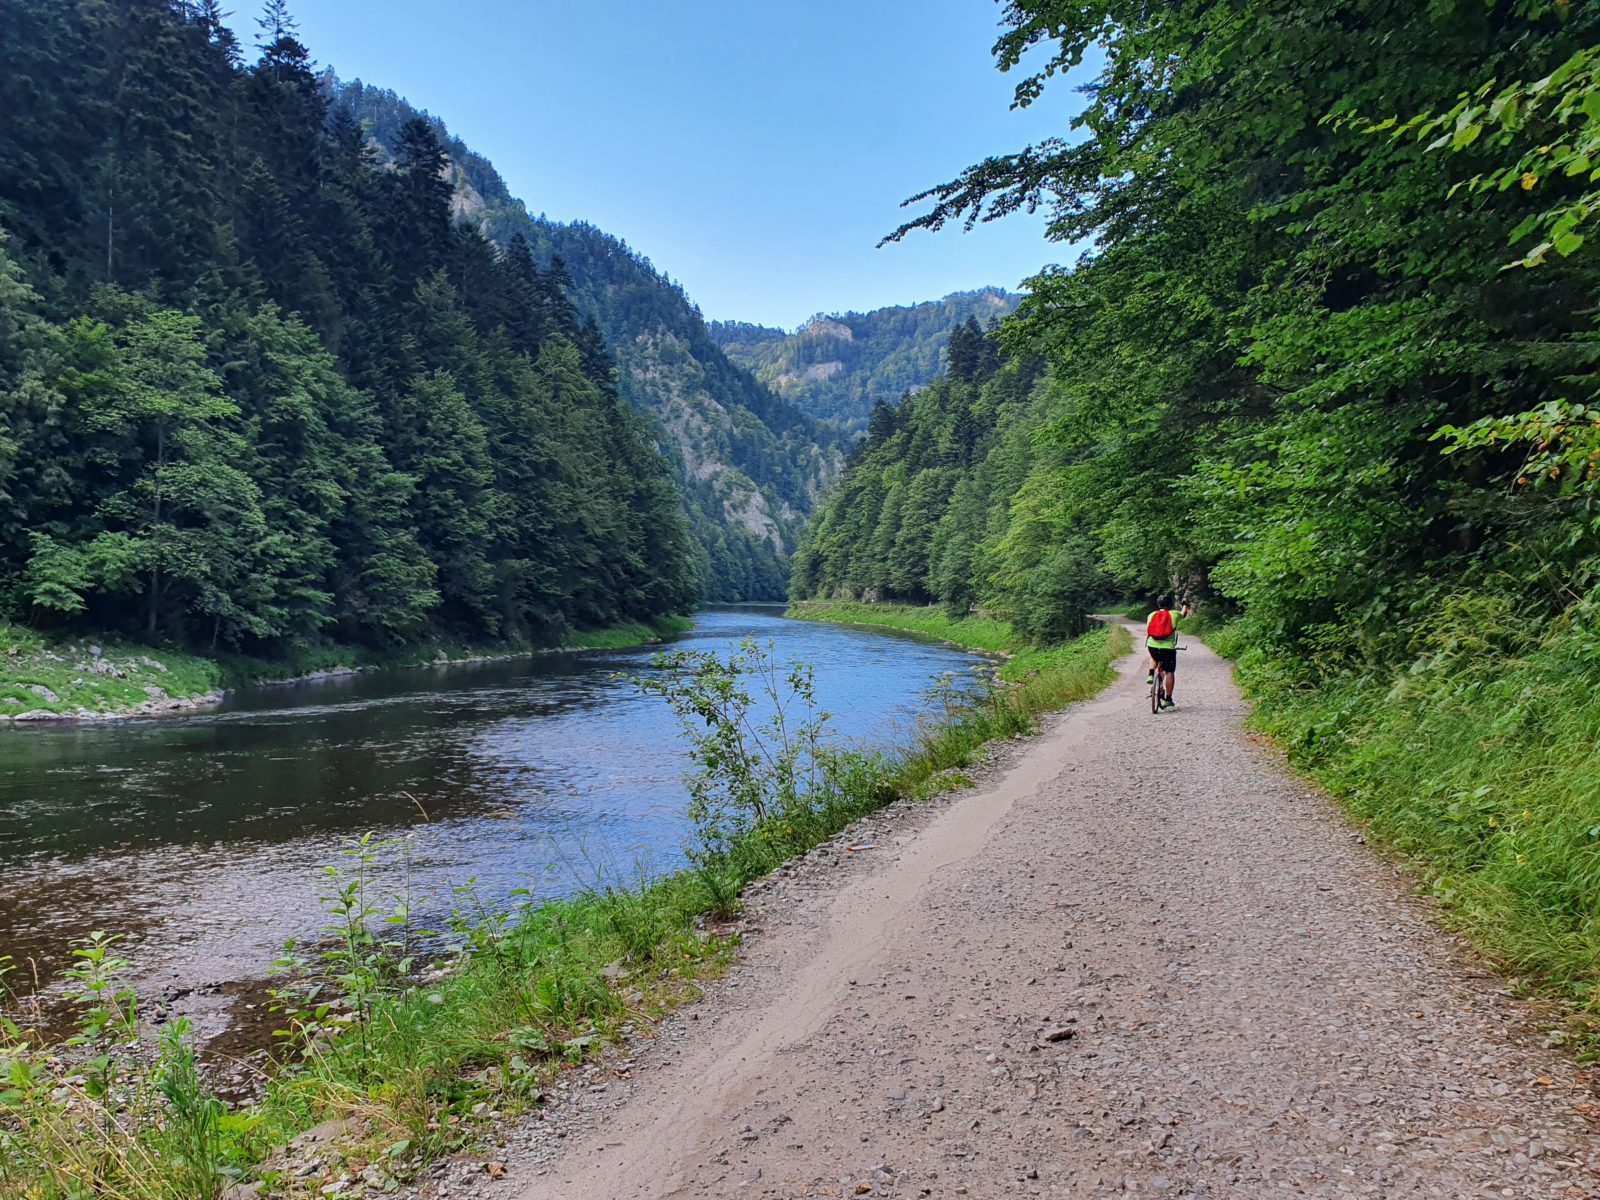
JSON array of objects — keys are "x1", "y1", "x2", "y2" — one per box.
[{"x1": 408, "y1": 624, "x2": 1600, "y2": 1198}]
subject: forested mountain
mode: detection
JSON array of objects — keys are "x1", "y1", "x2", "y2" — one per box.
[
  {"x1": 796, "y1": 1, "x2": 1600, "y2": 651},
  {"x1": 793, "y1": 321, "x2": 1091, "y2": 634},
  {"x1": 709, "y1": 289, "x2": 1020, "y2": 432},
  {"x1": 333, "y1": 80, "x2": 840, "y2": 601},
  {"x1": 0, "y1": 0, "x2": 696, "y2": 652}
]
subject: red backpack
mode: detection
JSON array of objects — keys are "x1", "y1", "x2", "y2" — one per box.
[{"x1": 1147, "y1": 608, "x2": 1174, "y2": 639}]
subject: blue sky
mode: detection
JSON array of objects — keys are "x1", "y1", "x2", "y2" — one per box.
[{"x1": 288, "y1": 1, "x2": 1086, "y2": 329}]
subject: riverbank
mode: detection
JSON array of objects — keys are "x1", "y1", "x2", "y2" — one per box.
[
  {"x1": 0, "y1": 615, "x2": 692, "y2": 721},
  {"x1": 0, "y1": 616, "x2": 1128, "y2": 1199},
  {"x1": 785, "y1": 599, "x2": 1104, "y2": 682}
]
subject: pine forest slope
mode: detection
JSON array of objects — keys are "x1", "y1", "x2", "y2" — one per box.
[
  {"x1": 0, "y1": 0, "x2": 695, "y2": 655},
  {"x1": 334, "y1": 78, "x2": 843, "y2": 602},
  {"x1": 710, "y1": 288, "x2": 1020, "y2": 432}
]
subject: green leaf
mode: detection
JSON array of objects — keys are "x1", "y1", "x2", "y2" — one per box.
[{"x1": 1509, "y1": 213, "x2": 1542, "y2": 241}]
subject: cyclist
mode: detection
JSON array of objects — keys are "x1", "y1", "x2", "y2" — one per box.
[{"x1": 1145, "y1": 594, "x2": 1191, "y2": 709}]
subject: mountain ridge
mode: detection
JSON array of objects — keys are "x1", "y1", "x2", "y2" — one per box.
[
  {"x1": 331, "y1": 76, "x2": 842, "y2": 601},
  {"x1": 710, "y1": 288, "x2": 1021, "y2": 432}
]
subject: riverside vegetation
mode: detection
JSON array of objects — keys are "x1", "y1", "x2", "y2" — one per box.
[
  {"x1": 0, "y1": 615, "x2": 692, "y2": 719},
  {"x1": 0, "y1": 619, "x2": 1126, "y2": 1198},
  {"x1": 792, "y1": 3, "x2": 1600, "y2": 1041}
]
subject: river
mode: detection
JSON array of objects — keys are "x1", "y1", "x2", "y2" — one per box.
[{"x1": 0, "y1": 605, "x2": 984, "y2": 1043}]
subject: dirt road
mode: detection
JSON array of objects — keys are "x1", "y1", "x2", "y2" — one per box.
[{"x1": 497, "y1": 624, "x2": 1597, "y2": 1198}]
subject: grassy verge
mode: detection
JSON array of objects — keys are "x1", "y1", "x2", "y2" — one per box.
[
  {"x1": 0, "y1": 622, "x2": 224, "y2": 718},
  {"x1": 0, "y1": 614, "x2": 1126, "y2": 1199},
  {"x1": 0, "y1": 615, "x2": 693, "y2": 719},
  {"x1": 1202, "y1": 604, "x2": 1600, "y2": 1049},
  {"x1": 562, "y1": 615, "x2": 694, "y2": 651}
]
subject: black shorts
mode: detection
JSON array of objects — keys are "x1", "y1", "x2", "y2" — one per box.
[{"x1": 1149, "y1": 647, "x2": 1177, "y2": 672}]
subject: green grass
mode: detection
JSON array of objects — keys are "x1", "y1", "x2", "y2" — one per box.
[
  {"x1": 1206, "y1": 598, "x2": 1600, "y2": 1049},
  {"x1": 0, "y1": 610, "x2": 1128, "y2": 1198},
  {"x1": 0, "y1": 622, "x2": 224, "y2": 718},
  {"x1": 563, "y1": 614, "x2": 693, "y2": 650},
  {"x1": 0, "y1": 616, "x2": 693, "y2": 719},
  {"x1": 787, "y1": 600, "x2": 1017, "y2": 654}
]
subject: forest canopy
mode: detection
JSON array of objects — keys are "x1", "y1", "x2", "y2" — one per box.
[
  {"x1": 0, "y1": 0, "x2": 697, "y2": 653},
  {"x1": 796, "y1": 0, "x2": 1600, "y2": 661}
]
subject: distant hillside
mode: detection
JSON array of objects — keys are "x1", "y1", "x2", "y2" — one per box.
[
  {"x1": 332, "y1": 78, "x2": 841, "y2": 601},
  {"x1": 710, "y1": 289, "x2": 1021, "y2": 432}
]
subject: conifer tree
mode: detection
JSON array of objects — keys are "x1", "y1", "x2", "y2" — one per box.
[{"x1": 0, "y1": 0, "x2": 699, "y2": 652}]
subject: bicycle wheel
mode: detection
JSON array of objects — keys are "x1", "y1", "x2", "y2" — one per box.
[{"x1": 1151, "y1": 669, "x2": 1161, "y2": 714}]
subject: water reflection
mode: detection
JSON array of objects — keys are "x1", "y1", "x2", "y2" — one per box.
[{"x1": 0, "y1": 606, "x2": 985, "y2": 1003}]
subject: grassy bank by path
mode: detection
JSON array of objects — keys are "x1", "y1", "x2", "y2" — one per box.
[
  {"x1": 1199, "y1": 608, "x2": 1600, "y2": 1050},
  {"x1": 0, "y1": 615, "x2": 693, "y2": 720},
  {"x1": 786, "y1": 600, "x2": 1016, "y2": 655},
  {"x1": 0, "y1": 616, "x2": 1125, "y2": 1199}
]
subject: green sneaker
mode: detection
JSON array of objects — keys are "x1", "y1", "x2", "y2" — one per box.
[{"x1": 1146, "y1": 670, "x2": 1155, "y2": 684}]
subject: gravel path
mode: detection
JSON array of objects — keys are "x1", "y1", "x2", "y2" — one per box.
[{"x1": 438, "y1": 623, "x2": 1600, "y2": 1198}]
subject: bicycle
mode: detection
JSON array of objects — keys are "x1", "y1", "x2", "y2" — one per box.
[
  {"x1": 1145, "y1": 589, "x2": 1194, "y2": 714},
  {"x1": 1148, "y1": 645, "x2": 1186, "y2": 714}
]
